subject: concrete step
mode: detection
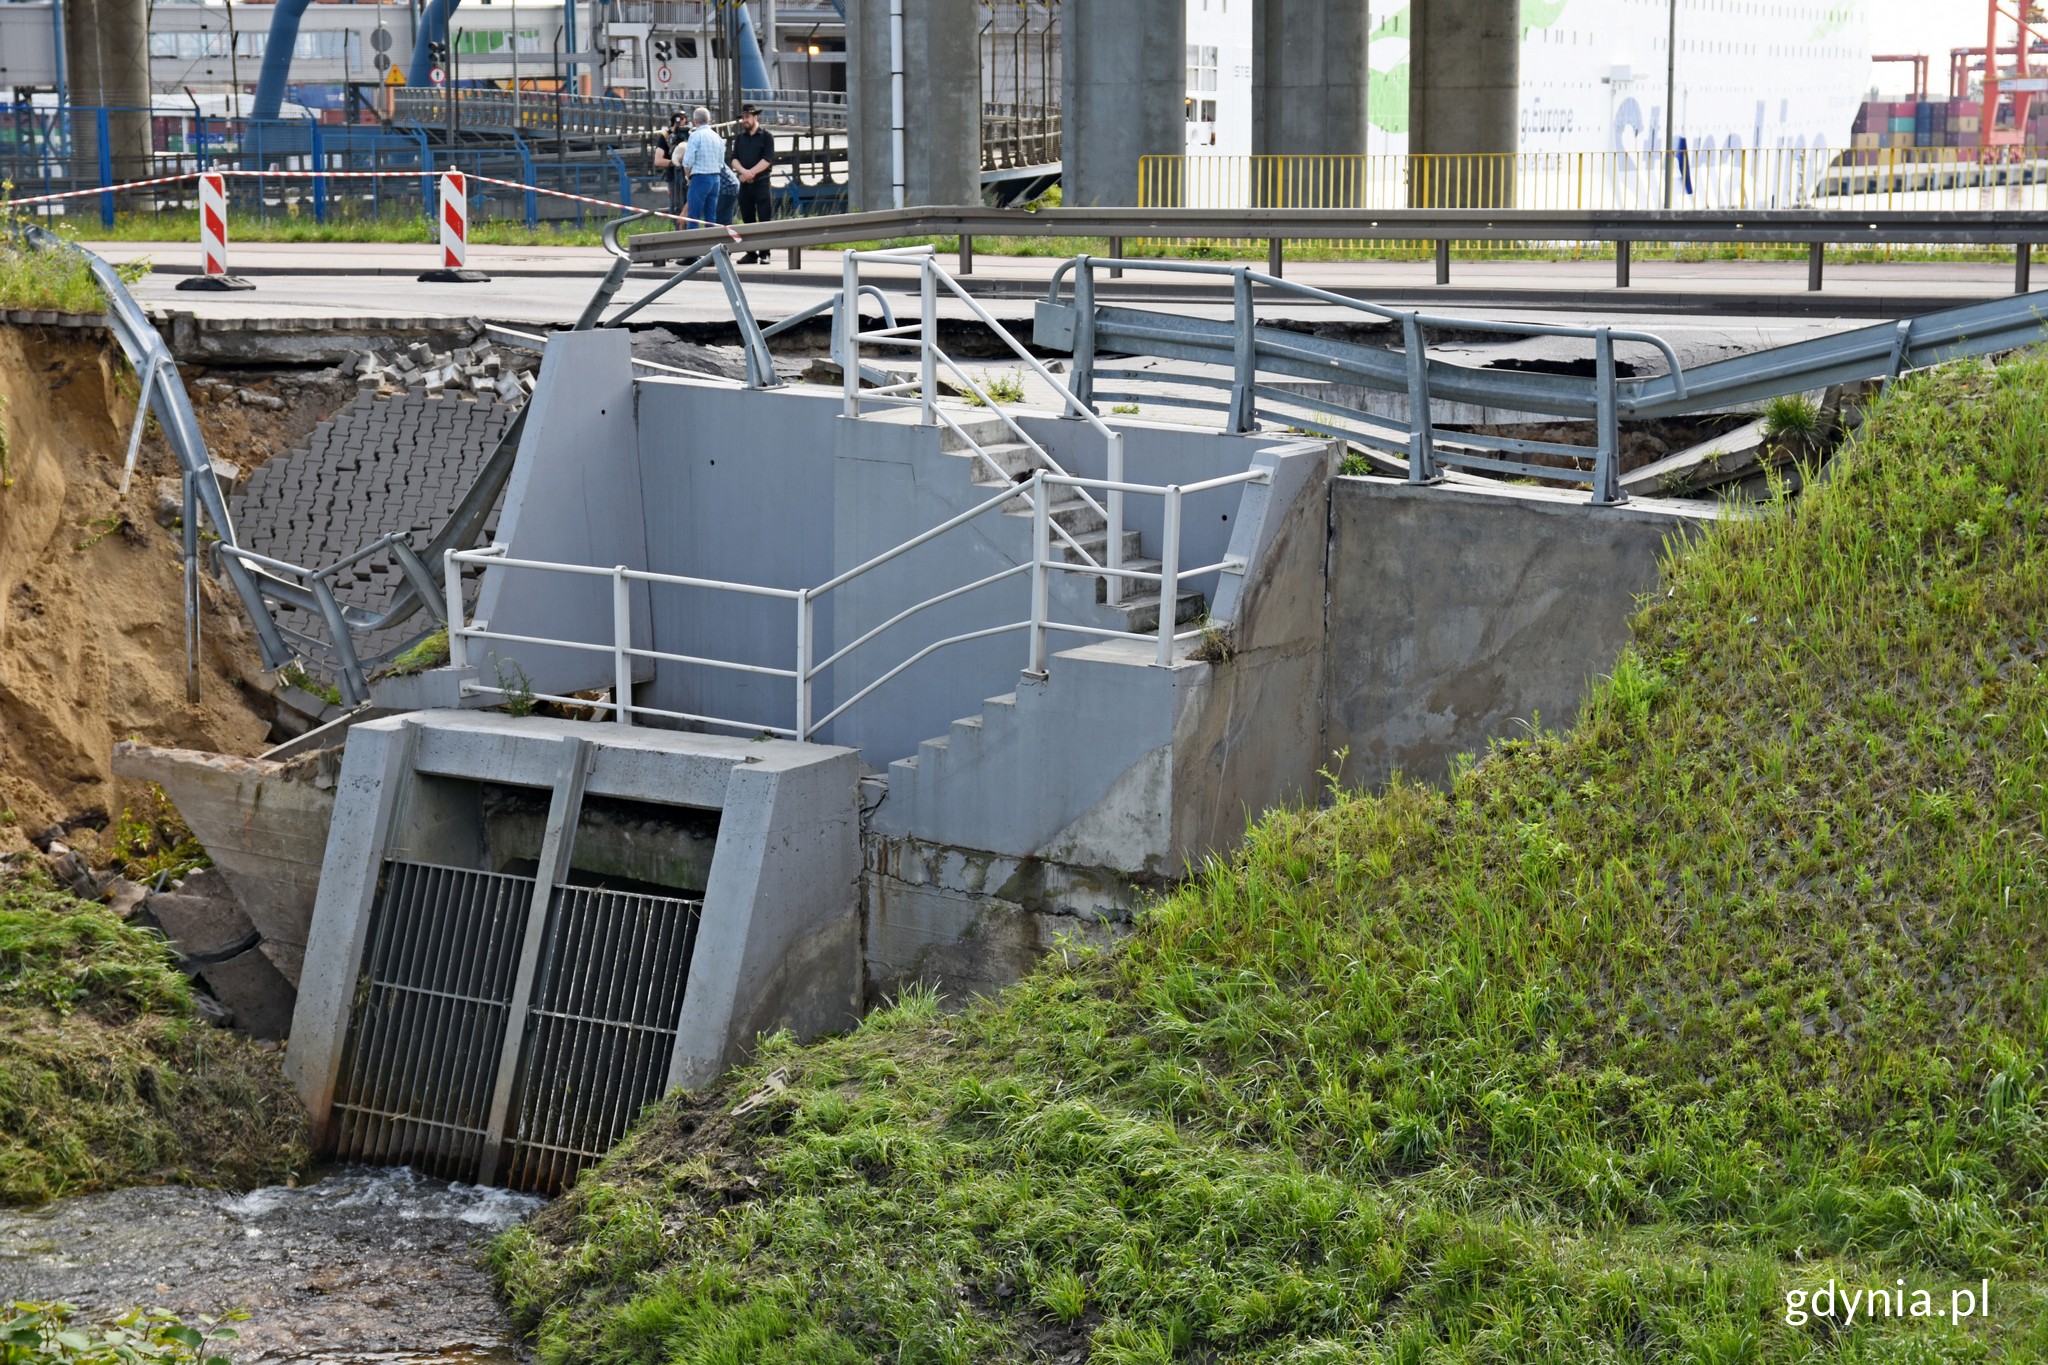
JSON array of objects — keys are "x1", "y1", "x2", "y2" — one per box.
[
  {"x1": 960, "y1": 441, "x2": 1041, "y2": 482},
  {"x1": 936, "y1": 415, "x2": 1015, "y2": 456},
  {"x1": 1113, "y1": 584, "x2": 1208, "y2": 634},
  {"x1": 1002, "y1": 488, "x2": 1108, "y2": 536},
  {"x1": 1058, "y1": 528, "x2": 1144, "y2": 566}
]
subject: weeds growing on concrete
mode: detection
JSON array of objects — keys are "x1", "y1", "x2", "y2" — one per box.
[
  {"x1": 494, "y1": 348, "x2": 2048, "y2": 1361},
  {"x1": 1761, "y1": 392, "x2": 1825, "y2": 453},
  {"x1": 963, "y1": 371, "x2": 1028, "y2": 406},
  {"x1": 384, "y1": 628, "x2": 451, "y2": 679},
  {"x1": 107, "y1": 787, "x2": 211, "y2": 885}
]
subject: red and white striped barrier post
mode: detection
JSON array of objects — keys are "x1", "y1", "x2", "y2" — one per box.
[
  {"x1": 418, "y1": 169, "x2": 490, "y2": 283},
  {"x1": 174, "y1": 172, "x2": 254, "y2": 292}
]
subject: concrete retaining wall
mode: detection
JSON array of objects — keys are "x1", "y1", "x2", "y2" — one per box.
[{"x1": 1321, "y1": 476, "x2": 1715, "y2": 789}]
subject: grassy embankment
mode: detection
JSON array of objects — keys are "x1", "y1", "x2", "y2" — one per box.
[
  {"x1": 0, "y1": 869, "x2": 307, "y2": 1204},
  {"x1": 494, "y1": 350, "x2": 2048, "y2": 1362}
]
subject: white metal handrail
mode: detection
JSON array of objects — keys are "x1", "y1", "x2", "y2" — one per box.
[
  {"x1": 440, "y1": 461, "x2": 1270, "y2": 741},
  {"x1": 836, "y1": 245, "x2": 1136, "y2": 604}
]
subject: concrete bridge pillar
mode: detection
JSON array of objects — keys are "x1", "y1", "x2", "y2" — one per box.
[
  {"x1": 65, "y1": 0, "x2": 153, "y2": 198},
  {"x1": 1252, "y1": 0, "x2": 1373, "y2": 204},
  {"x1": 1407, "y1": 0, "x2": 1520, "y2": 205},
  {"x1": 846, "y1": 0, "x2": 982, "y2": 210},
  {"x1": 1061, "y1": 0, "x2": 1185, "y2": 207}
]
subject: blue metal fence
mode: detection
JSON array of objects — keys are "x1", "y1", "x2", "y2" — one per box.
[{"x1": 2, "y1": 104, "x2": 646, "y2": 229}]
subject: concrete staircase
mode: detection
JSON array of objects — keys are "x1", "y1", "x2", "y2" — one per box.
[
  {"x1": 935, "y1": 414, "x2": 1206, "y2": 634},
  {"x1": 878, "y1": 639, "x2": 1194, "y2": 872}
]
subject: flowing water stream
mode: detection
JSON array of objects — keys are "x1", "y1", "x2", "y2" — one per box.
[{"x1": 0, "y1": 1168, "x2": 541, "y2": 1363}]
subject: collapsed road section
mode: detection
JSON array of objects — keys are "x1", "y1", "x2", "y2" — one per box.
[{"x1": 22, "y1": 224, "x2": 2048, "y2": 1193}]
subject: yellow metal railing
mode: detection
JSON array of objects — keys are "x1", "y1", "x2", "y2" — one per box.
[{"x1": 1136, "y1": 149, "x2": 2048, "y2": 257}]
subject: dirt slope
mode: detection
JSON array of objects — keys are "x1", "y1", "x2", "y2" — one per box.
[{"x1": 0, "y1": 326, "x2": 321, "y2": 852}]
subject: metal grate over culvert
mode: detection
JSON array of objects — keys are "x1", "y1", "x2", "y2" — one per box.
[
  {"x1": 329, "y1": 860, "x2": 702, "y2": 1193},
  {"x1": 500, "y1": 884, "x2": 702, "y2": 1193}
]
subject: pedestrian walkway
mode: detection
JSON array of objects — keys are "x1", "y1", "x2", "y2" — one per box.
[{"x1": 230, "y1": 390, "x2": 517, "y2": 666}]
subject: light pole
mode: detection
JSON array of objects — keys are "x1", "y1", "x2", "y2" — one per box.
[{"x1": 1662, "y1": 0, "x2": 1678, "y2": 209}]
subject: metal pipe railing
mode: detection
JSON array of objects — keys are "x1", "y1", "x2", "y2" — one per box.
[{"x1": 436, "y1": 457, "x2": 1274, "y2": 743}]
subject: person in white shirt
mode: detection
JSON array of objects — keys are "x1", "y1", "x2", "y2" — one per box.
[{"x1": 681, "y1": 107, "x2": 727, "y2": 227}]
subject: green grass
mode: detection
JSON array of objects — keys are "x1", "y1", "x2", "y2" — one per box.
[
  {"x1": 382, "y1": 627, "x2": 451, "y2": 679},
  {"x1": 77, "y1": 208, "x2": 637, "y2": 249},
  {"x1": 0, "y1": 239, "x2": 147, "y2": 312},
  {"x1": 0, "y1": 871, "x2": 307, "y2": 1204},
  {"x1": 496, "y1": 348, "x2": 2048, "y2": 1362}
]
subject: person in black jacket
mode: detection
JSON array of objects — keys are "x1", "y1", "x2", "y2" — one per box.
[
  {"x1": 728, "y1": 103, "x2": 776, "y2": 263},
  {"x1": 654, "y1": 110, "x2": 687, "y2": 217}
]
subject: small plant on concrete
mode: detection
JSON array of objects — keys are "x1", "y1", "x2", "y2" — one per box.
[
  {"x1": 491, "y1": 653, "x2": 537, "y2": 717},
  {"x1": 1190, "y1": 619, "x2": 1236, "y2": 664},
  {"x1": 1111, "y1": 403, "x2": 1140, "y2": 415},
  {"x1": 278, "y1": 662, "x2": 344, "y2": 708},
  {"x1": 1760, "y1": 391, "x2": 1823, "y2": 452},
  {"x1": 964, "y1": 371, "x2": 1027, "y2": 406},
  {"x1": 385, "y1": 627, "x2": 450, "y2": 678}
]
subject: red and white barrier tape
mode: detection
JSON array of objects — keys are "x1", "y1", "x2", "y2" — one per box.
[{"x1": 3, "y1": 168, "x2": 741, "y2": 238}]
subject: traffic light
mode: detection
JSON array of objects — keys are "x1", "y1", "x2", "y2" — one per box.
[
  {"x1": 653, "y1": 38, "x2": 672, "y2": 64},
  {"x1": 428, "y1": 39, "x2": 449, "y2": 67}
]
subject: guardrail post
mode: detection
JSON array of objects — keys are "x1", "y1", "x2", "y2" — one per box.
[
  {"x1": 920, "y1": 255, "x2": 937, "y2": 426},
  {"x1": 1156, "y1": 486, "x2": 1181, "y2": 667},
  {"x1": 1028, "y1": 472, "x2": 1049, "y2": 676},
  {"x1": 840, "y1": 252, "x2": 861, "y2": 418},
  {"x1": 2019, "y1": 242, "x2": 2033, "y2": 294},
  {"x1": 1072, "y1": 257, "x2": 1097, "y2": 413},
  {"x1": 444, "y1": 550, "x2": 468, "y2": 669},
  {"x1": 1434, "y1": 238, "x2": 1449, "y2": 285},
  {"x1": 959, "y1": 233, "x2": 974, "y2": 275},
  {"x1": 1593, "y1": 327, "x2": 1623, "y2": 506},
  {"x1": 1615, "y1": 239, "x2": 1632, "y2": 288},
  {"x1": 1228, "y1": 267, "x2": 1256, "y2": 433},
  {"x1": 612, "y1": 565, "x2": 634, "y2": 725},
  {"x1": 1106, "y1": 431, "x2": 1126, "y2": 609},
  {"x1": 1267, "y1": 237, "x2": 1282, "y2": 279},
  {"x1": 1808, "y1": 241, "x2": 1824, "y2": 292},
  {"x1": 311, "y1": 577, "x2": 370, "y2": 707},
  {"x1": 183, "y1": 474, "x2": 200, "y2": 703},
  {"x1": 795, "y1": 588, "x2": 813, "y2": 739},
  {"x1": 1400, "y1": 313, "x2": 1438, "y2": 484},
  {"x1": 1108, "y1": 236, "x2": 1123, "y2": 279}
]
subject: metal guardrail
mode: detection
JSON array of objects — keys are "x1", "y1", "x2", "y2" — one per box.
[
  {"x1": 1028, "y1": 252, "x2": 2048, "y2": 502},
  {"x1": 8, "y1": 225, "x2": 531, "y2": 706},
  {"x1": 394, "y1": 86, "x2": 847, "y2": 140},
  {"x1": 627, "y1": 202, "x2": 2048, "y2": 292},
  {"x1": 1039, "y1": 256, "x2": 1683, "y2": 505},
  {"x1": 1138, "y1": 149, "x2": 2048, "y2": 215}
]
